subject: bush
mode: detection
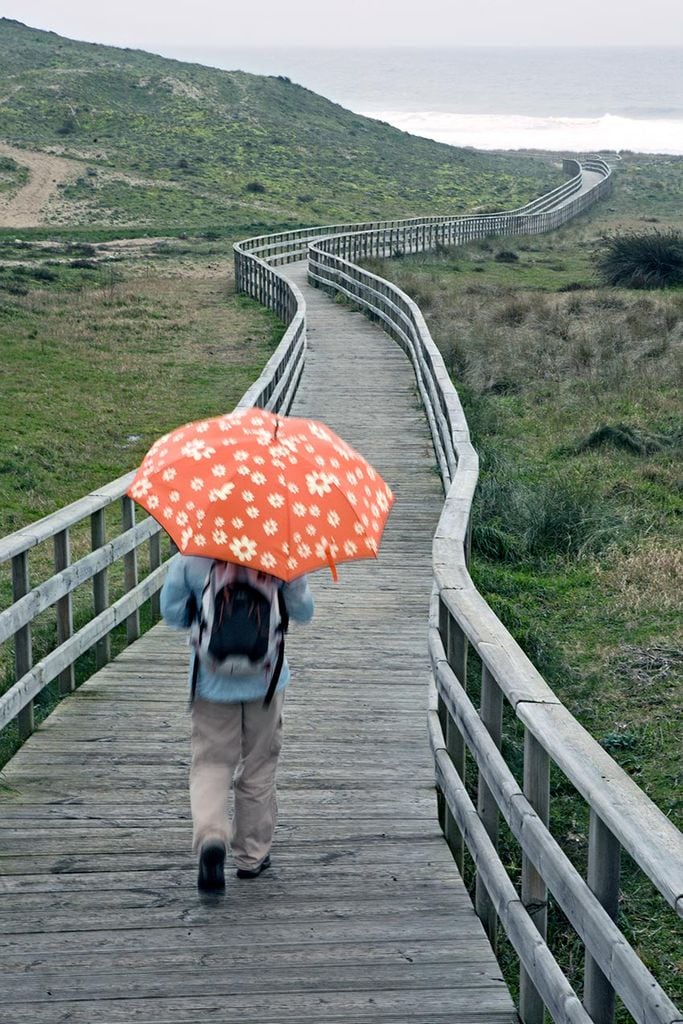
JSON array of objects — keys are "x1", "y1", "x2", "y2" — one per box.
[
  {"x1": 571, "y1": 422, "x2": 683, "y2": 456},
  {"x1": 31, "y1": 267, "x2": 58, "y2": 282},
  {"x1": 471, "y1": 449, "x2": 626, "y2": 562},
  {"x1": 595, "y1": 230, "x2": 683, "y2": 289}
]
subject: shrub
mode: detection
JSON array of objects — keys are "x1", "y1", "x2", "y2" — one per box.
[
  {"x1": 495, "y1": 249, "x2": 519, "y2": 263},
  {"x1": 595, "y1": 230, "x2": 683, "y2": 288},
  {"x1": 571, "y1": 422, "x2": 683, "y2": 456},
  {"x1": 70, "y1": 259, "x2": 97, "y2": 270},
  {"x1": 56, "y1": 115, "x2": 77, "y2": 136},
  {"x1": 471, "y1": 449, "x2": 626, "y2": 562},
  {"x1": 524, "y1": 476, "x2": 623, "y2": 558},
  {"x1": 31, "y1": 267, "x2": 58, "y2": 282}
]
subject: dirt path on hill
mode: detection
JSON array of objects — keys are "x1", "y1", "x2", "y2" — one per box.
[{"x1": 0, "y1": 142, "x2": 81, "y2": 227}]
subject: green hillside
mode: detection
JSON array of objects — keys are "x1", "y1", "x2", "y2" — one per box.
[{"x1": 0, "y1": 19, "x2": 561, "y2": 230}]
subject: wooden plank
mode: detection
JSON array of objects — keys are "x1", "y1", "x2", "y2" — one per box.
[
  {"x1": 0, "y1": 891, "x2": 474, "y2": 938},
  {"x1": 2, "y1": 961, "x2": 508, "y2": 1005},
  {"x1": 0, "y1": 990, "x2": 516, "y2": 1024},
  {"x1": 0, "y1": 937, "x2": 491, "y2": 974}
]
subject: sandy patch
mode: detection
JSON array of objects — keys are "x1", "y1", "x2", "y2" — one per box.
[{"x1": 0, "y1": 142, "x2": 82, "y2": 227}]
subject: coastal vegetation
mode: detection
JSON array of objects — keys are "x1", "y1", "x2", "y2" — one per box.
[
  {"x1": 0, "y1": 18, "x2": 561, "y2": 230},
  {"x1": 596, "y1": 228, "x2": 683, "y2": 288},
  {"x1": 365, "y1": 151, "x2": 683, "y2": 1008}
]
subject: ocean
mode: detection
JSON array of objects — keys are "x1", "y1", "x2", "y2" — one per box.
[{"x1": 161, "y1": 45, "x2": 683, "y2": 155}]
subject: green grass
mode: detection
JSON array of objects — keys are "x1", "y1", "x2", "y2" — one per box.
[
  {"x1": 370, "y1": 154, "x2": 683, "y2": 1011},
  {"x1": 0, "y1": 18, "x2": 563, "y2": 230},
  {"x1": 0, "y1": 245, "x2": 284, "y2": 533}
]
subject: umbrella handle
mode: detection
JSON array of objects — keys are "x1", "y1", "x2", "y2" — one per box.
[{"x1": 326, "y1": 549, "x2": 339, "y2": 583}]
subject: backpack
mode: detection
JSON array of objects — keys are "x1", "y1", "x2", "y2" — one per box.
[{"x1": 189, "y1": 561, "x2": 288, "y2": 707}]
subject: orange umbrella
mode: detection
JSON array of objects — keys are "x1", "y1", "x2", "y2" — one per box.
[{"x1": 128, "y1": 408, "x2": 395, "y2": 581}]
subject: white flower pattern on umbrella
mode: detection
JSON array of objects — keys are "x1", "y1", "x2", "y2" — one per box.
[
  {"x1": 181, "y1": 439, "x2": 215, "y2": 461},
  {"x1": 230, "y1": 536, "x2": 257, "y2": 561},
  {"x1": 306, "y1": 471, "x2": 332, "y2": 496},
  {"x1": 131, "y1": 478, "x2": 152, "y2": 498}
]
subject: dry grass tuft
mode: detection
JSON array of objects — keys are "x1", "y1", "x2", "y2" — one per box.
[{"x1": 594, "y1": 540, "x2": 683, "y2": 614}]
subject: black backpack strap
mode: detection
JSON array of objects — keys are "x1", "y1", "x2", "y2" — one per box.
[
  {"x1": 189, "y1": 650, "x2": 200, "y2": 708},
  {"x1": 263, "y1": 633, "x2": 285, "y2": 708},
  {"x1": 189, "y1": 587, "x2": 206, "y2": 709},
  {"x1": 278, "y1": 588, "x2": 289, "y2": 634},
  {"x1": 263, "y1": 589, "x2": 289, "y2": 708}
]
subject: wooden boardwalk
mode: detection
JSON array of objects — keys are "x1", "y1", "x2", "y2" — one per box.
[{"x1": 0, "y1": 264, "x2": 516, "y2": 1024}]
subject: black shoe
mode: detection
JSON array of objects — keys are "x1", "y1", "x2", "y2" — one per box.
[
  {"x1": 236, "y1": 854, "x2": 271, "y2": 879},
  {"x1": 198, "y1": 840, "x2": 226, "y2": 892}
]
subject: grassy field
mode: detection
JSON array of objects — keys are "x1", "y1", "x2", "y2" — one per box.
[
  {"x1": 0, "y1": 237, "x2": 284, "y2": 533},
  {"x1": 365, "y1": 151, "x2": 683, "y2": 1009},
  {"x1": 0, "y1": 232, "x2": 288, "y2": 766}
]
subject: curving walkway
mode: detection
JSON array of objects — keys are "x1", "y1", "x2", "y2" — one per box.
[{"x1": 0, "y1": 265, "x2": 515, "y2": 1021}]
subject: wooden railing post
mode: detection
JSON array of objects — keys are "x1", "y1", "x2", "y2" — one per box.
[
  {"x1": 475, "y1": 664, "x2": 503, "y2": 947},
  {"x1": 121, "y1": 496, "x2": 140, "y2": 643},
  {"x1": 584, "y1": 811, "x2": 621, "y2": 1024},
  {"x1": 91, "y1": 508, "x2": 110, "y2": 668},
  {"x1": 149, "y1": 529, "x2": 162, "y2": 621},
  {"x1": 12, "y1": 551, "x2": 33, "y2": 739},
  {"x1": 519, "y1": 728, "x2": 550, "y2": 1024},
  {"x1": 436, "y1": 595, "x2": 449, "y2": 834},
  {"x1": 444, "y1": 607, "x2": 467, "y2": 875},
  {"x1": 54, "y1": 528, "x2": 75, "y2": 695}
]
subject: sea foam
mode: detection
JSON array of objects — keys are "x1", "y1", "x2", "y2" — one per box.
[{"x1": 357, "y1": 110, "x2": 683, "y2": 155}]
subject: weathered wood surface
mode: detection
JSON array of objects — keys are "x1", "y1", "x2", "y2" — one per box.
[{"x1": 0, "y1": 263, "x2": 515, "y2": 1024}]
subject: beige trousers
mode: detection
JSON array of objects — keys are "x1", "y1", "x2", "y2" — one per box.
[{"x1": 189, "y1": 693, "x2": 285, "y2": 871}]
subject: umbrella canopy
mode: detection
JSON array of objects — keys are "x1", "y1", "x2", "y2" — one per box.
[{"x1": 128, "y1": 408, "x2": 395, "y2": 581}]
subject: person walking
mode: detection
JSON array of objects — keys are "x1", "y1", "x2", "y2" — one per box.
[{"x1": 161, "y1": 554, "x2": 314, "y2": 893}]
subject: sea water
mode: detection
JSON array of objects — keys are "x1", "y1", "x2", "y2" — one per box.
[{"x1": 161, "y1": 45, "x2": 683, "y2": 154}]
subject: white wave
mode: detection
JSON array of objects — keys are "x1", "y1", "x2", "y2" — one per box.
[{"x1": 356, "y1": 110, "x2": 683, "y2": 155}]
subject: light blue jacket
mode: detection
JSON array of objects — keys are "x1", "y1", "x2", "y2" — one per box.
[{"x1": 160, "y1": 555, "x2": 314, "y2": 704}]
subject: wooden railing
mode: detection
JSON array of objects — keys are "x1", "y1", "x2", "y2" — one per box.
[
  {"x1": 237, "y1": 157, "x2": 682, "y2": 1024},
  {"x1": 233, "y1": 158, "x2": 611, "y2": 270},
  {"x1": 3, "y1": 156, "x2": 680, "y2": 1024}
]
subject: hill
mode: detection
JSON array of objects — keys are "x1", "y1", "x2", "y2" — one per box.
[{"x1": 0, "y1": 19, "x2": 561, "y2": 231}]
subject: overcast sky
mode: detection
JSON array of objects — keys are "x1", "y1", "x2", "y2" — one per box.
[{"x1": 3, "y1": 0, "x2": 683, "y2": 49}]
